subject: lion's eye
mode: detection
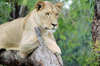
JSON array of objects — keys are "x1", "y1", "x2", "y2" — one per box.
[
  {"x1": 56, "y1": 13, "x2": 59, "y2": 16},
  {"x1": 46, "y1": 13, "x2": 49, "y2": 15}
]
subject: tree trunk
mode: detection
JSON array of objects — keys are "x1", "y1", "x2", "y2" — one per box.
[
  {"x1": 92, "y1": 0, "x2": 100, "y2": 64},
  {"x1": 10, "y1": 3, "x2": 27, "y2": 21},
  {"x1": 0, "y1": 27, "x2": 63, "y2": 66},
  {"x1": 19, "y1": 6, "x2": 26, "y2": 17},
  {"x1": 10, "y1": 3, "x2": 20, "y2": 21}
]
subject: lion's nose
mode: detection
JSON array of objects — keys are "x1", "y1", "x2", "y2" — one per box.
[{"x1": 51, "y1": 23, "x2": 57, "y2": 27}]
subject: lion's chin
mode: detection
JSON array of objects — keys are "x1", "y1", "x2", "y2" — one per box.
[{"x1": 47, "y1": 30, "x2": 56, "y2": 33}]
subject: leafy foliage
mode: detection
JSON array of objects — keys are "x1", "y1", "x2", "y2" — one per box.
[
  {"x1": 54, "y1": 0, "x2": 95, "y2": 66},
  {"x1": 0, "y1": 1, "x2": 12, "y2": 24}
]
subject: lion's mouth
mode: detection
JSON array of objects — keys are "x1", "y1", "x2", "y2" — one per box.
[
  {"x1": 45, "y1": 27, "x2": 56, "y2": 30},
  {"x1": 45, "y1": 27, "x2": 49, "y2": 29},
  {"x1": 52, "y1": 27, "x2": 55, "y2": 29}
]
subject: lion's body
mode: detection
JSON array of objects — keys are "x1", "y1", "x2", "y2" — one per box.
[
  {"x1": 0, "y1": 18, "x2": 23, "y2": 50},
  {"x1": 0, "y1": 1, "x2": 63, "y2": 58}
]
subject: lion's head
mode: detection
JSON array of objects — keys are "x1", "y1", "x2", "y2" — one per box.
[{"x1": 35, "y1": 1, "x2": 63, "y2": 30}]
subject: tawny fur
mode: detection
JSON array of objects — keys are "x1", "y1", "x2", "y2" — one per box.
[{"x1": 0, "y1": 1, "x2": 63, "y2": 58}]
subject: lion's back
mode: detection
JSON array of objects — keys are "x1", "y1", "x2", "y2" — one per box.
[{"x1": 0, "y1": 18, "x2": 24, "y2": 49}]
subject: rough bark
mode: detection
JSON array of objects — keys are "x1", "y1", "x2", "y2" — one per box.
[
  {"x1": 92, "y1": 0, "x2": 100, "y2": 63},
  {"x1": 0, "y1": 27, "x2": 63, "y2": 66}
]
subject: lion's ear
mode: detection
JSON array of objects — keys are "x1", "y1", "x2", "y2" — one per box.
[
  {"x1": 35, "y1": 1, "x2": 45, "y2": 11},
  {"x1": 55, "y1": 2, "x2": 63, "y2": 11}
]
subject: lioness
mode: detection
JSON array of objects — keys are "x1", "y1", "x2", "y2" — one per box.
[{"x1": 0, "y1": 1, "x2": 63, "y2": 58}]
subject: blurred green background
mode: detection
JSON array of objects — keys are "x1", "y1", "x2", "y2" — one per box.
[{"x1": 0, "y1": 0, "x2": 96, "y2": 66}]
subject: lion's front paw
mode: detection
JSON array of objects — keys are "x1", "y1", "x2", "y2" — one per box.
[
  {"x1": 51, "y1": 46, "x2": 61, "y2": 55},
  {"x1": 54, "y1": 49, "x2": 61, "y2": 55}
]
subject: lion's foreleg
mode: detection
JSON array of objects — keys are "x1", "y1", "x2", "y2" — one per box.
[
  {"x1": 19, "y1": 38, "x2": 39, "y2": 58},
  {"x1": 43, "y1": 37, "x2": 61, "y2": 55}
]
